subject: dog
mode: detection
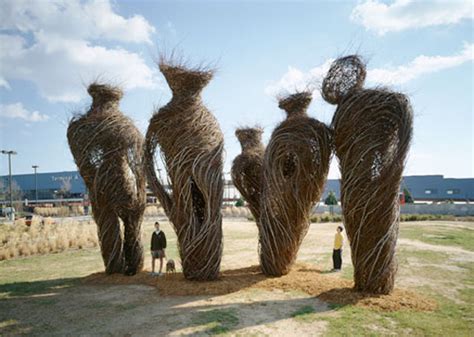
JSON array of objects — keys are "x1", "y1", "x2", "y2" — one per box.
[{"x1": 166, "y1": 259, "x2": 176, "y2": 273}]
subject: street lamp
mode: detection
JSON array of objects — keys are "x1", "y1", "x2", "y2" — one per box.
[
  {"x1": 32, "y1": 165, "x2": 39, "y2": 204},
  {"x1": 1, "y1": 150, "x2": 17, "y2": 219}
]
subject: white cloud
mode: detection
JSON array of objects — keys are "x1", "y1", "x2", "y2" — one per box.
[
  {"x1": 264, "y1": 59, "x2": 334, "y2": 96},
  {"x1": 265, "y1": 44, "x2": 473, "y2": 95},
  {"x1": 351, "y1": 0, "x2": 473, "y2": 35},
  {"x1": 368, "y1": 43, "x2": 474, "y2": 85},
  {"x1": 0, "y1": 0, "x2": 158, "y2": 102},
  {"x1": 0, "y1": 103, "x2": 49, "y2": 122},
  {"x1": 0, "y1": 0, "x2": 155, "y2": 44},
  {"x1": 0, "y1": 77, "x2": 10, "y2": 89}
]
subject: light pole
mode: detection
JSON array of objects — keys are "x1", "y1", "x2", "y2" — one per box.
[
  {"x1": 157, "y1": 168, "x2": 163, "y2": 202},
  {"x1": 1, "y1": 150, "x2": 17, "y2": 219},
  {"x1": 32, "y1": 165, "x2": 39, "y2": 204}
]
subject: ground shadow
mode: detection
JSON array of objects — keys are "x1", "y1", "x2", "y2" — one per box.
[
  {"x1": 0, "y1": 278, "x2": 80, "y2": 298},
  {"x1": 0, "y1": 265, "x2": 435, "y2": 336},
  {"x1": 0, "y1": 274, "x2": 330, "y2": 336}
]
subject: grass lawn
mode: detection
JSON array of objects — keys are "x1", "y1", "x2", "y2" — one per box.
[
  {"x1": 400, "y1": 224, "x2": 474, "y2": 251},
  {"x1": 0, "y1": 219, "x2": 472, "y2": 336}
]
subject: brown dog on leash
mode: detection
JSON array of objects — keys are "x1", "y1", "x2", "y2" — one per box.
[{"x1": 166, "y1": 259, "x2": 176, "y2": 273}]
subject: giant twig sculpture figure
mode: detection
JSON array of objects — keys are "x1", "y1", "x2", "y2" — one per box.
[
  {"x1": 322, "y1": 55, "x2": 413, "y2": 294},
  {"x1": 231, "y1": 127, "x2": 265, "y2": 222},
  {"x1": 145, "y1": 59, "x2": 224, "y2": 281},
  {"x1": 67, "y1": 83, "x2": 146, "y2": 275},
  {"x1": 260, "y1": 92, "x2": 332, "y2": 276}
]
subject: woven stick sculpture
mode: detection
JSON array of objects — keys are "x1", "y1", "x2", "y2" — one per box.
[
  {"x1": 145, "y1": 59, "x2": 224, "y2": 281},
  {"x1": 323, "y1": 55, "x2": 413, "y2": 294},
  {"x1": 67, "y1": 83, "x2": 146, "y2": 275},
  {"x1": 231, "y1": 127, "x2": 265, "y2": 222},
  {"x1": 260, "y1": 92, "x2": 332, "y2": 276}
]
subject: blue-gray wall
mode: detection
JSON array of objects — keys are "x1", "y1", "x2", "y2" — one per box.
[
  {"x1": 322, "y1": 175, "x2": 474, "y2": 201},
  {"x1": 1, "y1": 171, "x2": 473, "y2": 202},
  {"x1": 0, "y1": 171, "x2": 86, "y2": 200}
]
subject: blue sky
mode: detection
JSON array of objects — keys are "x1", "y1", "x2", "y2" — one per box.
[{"x1": 0, "y1": 0, "x2": 472, "y2": 179}]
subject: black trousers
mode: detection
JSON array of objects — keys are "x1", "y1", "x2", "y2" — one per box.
[{"x1": 333, "y1": 249, "x2": 342, "y2": 270}]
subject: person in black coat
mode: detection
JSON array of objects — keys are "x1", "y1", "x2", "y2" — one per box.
[{"x1": 151, "y1": 221, "x2": 167, "y2": 276}]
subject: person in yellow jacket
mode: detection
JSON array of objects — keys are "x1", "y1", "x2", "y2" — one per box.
[{"x1": 332, "y1": 226, "x2": 344, "y2": 271}]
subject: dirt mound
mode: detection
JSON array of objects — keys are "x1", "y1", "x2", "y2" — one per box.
[{"x1": 83, "y1": 263, "x2": 436, "y2": 312}]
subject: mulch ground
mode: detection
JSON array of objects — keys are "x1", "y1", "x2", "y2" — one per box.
[{"x1": 83, "y1": 263, "x2": 436, "y2": 312}]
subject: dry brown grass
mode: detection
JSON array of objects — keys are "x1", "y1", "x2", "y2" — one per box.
[
  {"x1": 0, "y1": 219, "x2": 98, "y2": 261},
  {"x1": 144, "y1": 205, "x2": 166, "y2": 217},
  {"x1": 222, "y1": 206, "x2": 251, "y2": 218},
  {"x1": 146, "y1": 205, "x2": 249, "y2": 218},
  {"x1": 34, "y1": 206, "x2": 85, "y2": 217},
  {"x1": 84, "y1": 262, "x2": 436, "y2": 312}
]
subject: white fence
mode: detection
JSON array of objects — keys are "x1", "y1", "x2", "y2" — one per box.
[{"x1": 313, "y1": 203, "x2": 474, "y2": 216}]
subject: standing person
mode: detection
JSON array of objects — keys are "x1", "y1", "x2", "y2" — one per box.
[
  {"x1": 332, "y1": 226, "x2": 344, "y2": 271},
  {"x1": 151, "y1": 221, "x2": 167, "y2": 276}
]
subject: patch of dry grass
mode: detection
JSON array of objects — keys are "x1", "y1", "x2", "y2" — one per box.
[
  {"x1": 144, "y1": 205, "x2": 166, "y2": 217},
  {"x1": 34, "y1": 206, "x2": 85, "y2": 217},
  {"x1": 222, "y1": 206, "x2": 251, "y2": 218},
  {"x1": 144, "y1": 205, "x2": 251, "y2": 218},
  {"x1": 0, "y1": 219, "x2": 98, "y2": 261}
]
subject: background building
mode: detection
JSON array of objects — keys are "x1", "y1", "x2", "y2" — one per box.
[
  {"x1": 0, "y1": 171, "x2": 85, "y2": 203},
  {"x1": 1, "y1": 171, "x2": 473, "y2": 205}
]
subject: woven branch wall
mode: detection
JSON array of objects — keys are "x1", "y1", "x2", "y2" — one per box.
[
  {"x1": 231, "y1": 127, "x2": 265, "y2": 222},
  {"x1": 67, "y1": 83, "x2": 146, "y2": 275},
  {"x1": 259, "y1": 92, "x2": 332, "y2": 276},
  {"x1": 145, "y1": 61, "x2": 224, "y2": 281},
  {"x1": 324, "y1": 56, "x2": 413, "y2": 294}
]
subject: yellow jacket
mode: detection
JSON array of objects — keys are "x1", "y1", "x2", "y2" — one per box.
[{"x1": 334, "y1": 232, "x2": 343, "y2": 250}]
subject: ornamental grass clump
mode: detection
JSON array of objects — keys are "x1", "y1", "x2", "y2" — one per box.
[
  {"x1": 67, "y1": 83, "x2": 146, "y2": 275},
  {"x1": 145, "y1": 58, "x2": 224, "y2": 281},
  {"x1": 0, "y1": 220, "x2": 98, "y2": 261},
  {"x1": 323, "y1": 55, "x2": 413, "y2": 294},
  {"x1": 259, "y1": 91, "x2": 332, "y2": 276}
]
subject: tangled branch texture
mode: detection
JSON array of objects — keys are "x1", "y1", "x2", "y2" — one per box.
[
  {"x1": 231, "y1": 127, "x2": 265, "y2": 222},
  {"x1": 145, "y1": 60, "x2": 224, "y2": 281},
  {"x1": 259, "y1": 92, "x2": 332, "y2": 276},
  {"x1": 67, "y1": 83, "x2": 146, "y2": 275},
  {"x1": 324, "y1": 56, "x2": 413, "y2": 294}
]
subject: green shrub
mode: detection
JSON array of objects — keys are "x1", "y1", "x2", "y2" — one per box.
[
  {"x1": 310, "y1": 214, "x2": 343, "y2": 223},
  {"x1": 324, "y1": 191, "x2": 338, "y2": 206},
  {"x1": 400, "y1": 214, "x2": 456, "y2": 222},
  {"x1": 235, "y1": 198, "x2": 244, "y2": 207}
]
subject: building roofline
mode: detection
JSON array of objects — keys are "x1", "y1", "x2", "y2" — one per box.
[{"x1": 0, "y1": 170, "x2": 79, "y2": 179}]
